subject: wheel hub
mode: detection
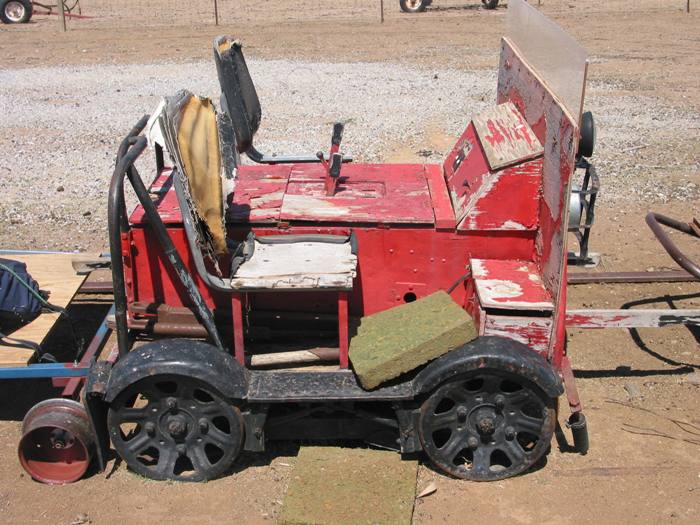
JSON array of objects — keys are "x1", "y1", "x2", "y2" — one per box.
[
  {"x1": 475, "y1": 411, "x2": 497, "y2": 436},
  {"x1": 165, "y1": 415, "x2": 189, "y2": 439},
  {"x1": 5, "y1": 1, "x2": 25, "y2": 22}
]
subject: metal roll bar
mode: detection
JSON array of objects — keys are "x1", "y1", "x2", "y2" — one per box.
[{"x1": 108, "y1": 118, "x2": 226, "y2": 357}]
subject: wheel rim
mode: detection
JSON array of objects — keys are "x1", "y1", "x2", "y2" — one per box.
[
  {"x1": 18, "y1": 399, "x2": 95, "y2": 485},
  {"x1": 419, "y1": 371, "x2": 554, "y2": 481},
  {"x1": 108, "y1": 375, "x2": 243, "y2": 481},
  {"x1": 4, "y1": 1, "x2": 26, "y2": 22}
]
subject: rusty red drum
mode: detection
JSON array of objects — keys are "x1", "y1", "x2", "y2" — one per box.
[{"x1": 18, "y1": 398, "x2": 95, "y2": 484}]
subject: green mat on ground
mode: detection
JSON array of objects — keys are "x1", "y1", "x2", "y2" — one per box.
[
  {"x1": 349, "y1": 291, "x2": 477, "y2": 389},
  {"x1": 279, "y1": 447, "x2": 418, "y2": 525}
]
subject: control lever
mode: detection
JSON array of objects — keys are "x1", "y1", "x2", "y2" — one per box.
[{"x1": 318, "y1": 122, "x2": 345, "y2": 196}]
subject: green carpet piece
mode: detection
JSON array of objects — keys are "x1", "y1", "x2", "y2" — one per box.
[
  {"x1": 349, "y1": 291, "x2": 477, "y2": 389},
  {"x1": 279, "y1": 447, "x2": 418, "y2": 525}
]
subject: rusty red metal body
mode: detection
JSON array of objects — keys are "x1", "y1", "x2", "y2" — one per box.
[{"x1": 122, "y1": 38, "x2": 577, "y2": 377}]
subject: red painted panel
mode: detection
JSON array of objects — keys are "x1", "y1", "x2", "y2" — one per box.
[
  {"x1": 458, "y1": 157, "x2": 542, "y2": 231},
  {"x1": 228, "y1": 165, "x2": 291, "y2": 223},
  {"x1": 424, "y1": 164, "x2": 456, "y2": 231},
  {"x1": 280, "y1": 163, "x2": 435, "y2": 224},
  {"x1": 471, "y1": 258, "x2": 553, "y2": 311},
  {"x1": 442, "y1": 123, "x2": 491, "y2": 224}
]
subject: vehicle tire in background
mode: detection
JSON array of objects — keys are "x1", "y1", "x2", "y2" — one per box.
[
  {"x1": 482, "y1": 0, "x2": 500, "y2": 9},
  {"x1": 400, "y1": 0, "x2": 427, "y2": 13},
  {"x1": 0, "y1": 0, "x2": 33, "y2": 24}
]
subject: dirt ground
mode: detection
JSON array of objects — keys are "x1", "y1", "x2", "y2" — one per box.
[{"x1": 0, "y1": 2, "x2": 699, "y2": 524}]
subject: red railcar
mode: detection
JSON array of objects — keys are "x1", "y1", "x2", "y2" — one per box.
[{"x1": 18, "y1": 0, "x2": 610, "y2": 484}]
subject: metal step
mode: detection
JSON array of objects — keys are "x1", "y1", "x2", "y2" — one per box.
[{"x1": 246, "y1": 369, "x2": 414, "y2": 403}]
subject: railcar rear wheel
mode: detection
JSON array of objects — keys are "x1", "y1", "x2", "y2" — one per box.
[
  {"x1": 418, "y1": 370, "x2": 555, "y2": 481},
  {"x1": 108, "y1": 375, "x2": 244, "y2": 481}
]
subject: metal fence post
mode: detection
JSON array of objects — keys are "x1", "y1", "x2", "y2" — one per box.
[
  {"x1": 58, "y1": 0, "x2": 67, "y2": 31},
  {"x1": 214, "y1": 0, "x2": 219, "y2": 25},
  {"x1": 380, "y1": 0, "x2": 384, "y2": 23}
]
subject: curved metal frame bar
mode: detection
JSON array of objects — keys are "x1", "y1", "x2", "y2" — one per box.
[
  {"x1": 108, "y1": 118, "x2": 226, "y2": 356},
  {"x1": 645, "y1": 212, "x2": 700, "y2": 279}
]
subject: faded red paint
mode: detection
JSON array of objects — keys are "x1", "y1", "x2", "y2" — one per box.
[
  {"x1": 485, "y1": 120, "x2": 506, "y2": 146},
  {"x1": 124, "y1": 38, "x2": 580, "y2": 381}
]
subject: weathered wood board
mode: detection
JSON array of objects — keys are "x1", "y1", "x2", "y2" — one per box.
[
  {"x1": 279, "y1": 447, "x2": 417, "y2": 525},
  {"x1": 0, "y1": 253, "x2": 86, "y2": 367},
  {"x1": 471, "y1": 258, "x2": 554, "y2": 311},
  {"x1": 231, "y1": 240, "x2": 357, "y2": 290},
  {"x1": 472, "y1": 101, "x2": 544, "y2": 171}
]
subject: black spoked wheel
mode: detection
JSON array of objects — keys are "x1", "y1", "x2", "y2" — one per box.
[
  {"x1": 419, "y1": 370, "x2": 555, "y2": 481},
  {"x1": 108, "y1": 375, "x2": 244, "y2": 482},
  {"x1": 482, "y1": 0, "x2": 500, "y2": 9}
]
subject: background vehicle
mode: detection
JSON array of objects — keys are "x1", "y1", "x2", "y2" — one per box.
[
  {"x1": 0, "y1": 0, "x2": 33, "y2": 24},
  {"x1": 400, "y1": 0, "x2": 498, "y2": 13}
]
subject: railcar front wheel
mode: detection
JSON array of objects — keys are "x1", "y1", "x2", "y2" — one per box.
[
  {"x1": 418, "y1": 370, "x2": 555, "y2": 481},
  {"x1": 108, "y1": 375, "x2": 244, "y2": 481}
]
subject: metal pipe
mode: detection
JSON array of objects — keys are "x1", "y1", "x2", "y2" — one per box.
[
  {"x1": 568, "y1": 270, "x2": 697, "y2": 285},
  {"x1": 124, "y1": 139, "x2": 226, "y2": 352},
  {"x1": 645, "y1": 212, "x2": 700, "y2": 279},
  {"x1": 108, "y1": 116, "x2": 149, "y2": 358}
]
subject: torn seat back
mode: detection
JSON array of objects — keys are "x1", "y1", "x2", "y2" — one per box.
[
  {"x1": 213, "y1": 35, "x2": 262, "y2": 155},
  {"x1": 160, "y1": 90, "x2": 228, "y2": 258}
]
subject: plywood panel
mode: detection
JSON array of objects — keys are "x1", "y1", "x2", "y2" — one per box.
[
  {"x1": 472, "y1": 102, "x2": 543, "y2": 171},
  {"x1": 0, "y1": 253, "x2": 86, "y2": 367},
  {"x1": 471, "y1": 258, "x2": 554, "y2": 311}
]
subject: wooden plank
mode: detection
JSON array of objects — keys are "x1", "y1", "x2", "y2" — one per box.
[
  {"x1": 231, "y1": 241, "x2": 357, "y2": 291},
  {"x1": 497, "y1": 38, "x2": 579, "y2": 358},
  {"x1": 483, "y1": 314, "x2": 552, "y2": 355},
  {"x1": 424, "y1": 164, "x2": 456, "y2": 231},
  {"x1": 472, "y1": 101, "x2": 543, "y2": 171},
  {"x1": 0, "y1": 253, "x2": 86, "y2": 367},
  {"x1": 566, "y1": 309, "x2": 700, "y2": 329},
  {"x1": 471, "y1": 258, "x2": 554, "y2": 311}
]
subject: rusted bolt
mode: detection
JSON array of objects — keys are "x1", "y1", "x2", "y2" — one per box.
[
  {"x1": 494, "y1": 395, "x2": 506, "y2": 410},
  {"x1": 504, "y1": 426, "x2": 516, "y2": 441},
  {"x1": 198, "y1": 418, "x2": 209, "y2": 434},
  {"x1": 467, "y1": 436, "x2": 479, "y2": 449},
  {"x1": 166, "y1": 397, "x2": 177, "y2": 411},
  {"x1": 456, "y1": 406, "x2": 468, "y2": 423},
  {"x1": 144, "y1": 422, "x2": 156, "y2": 436}
]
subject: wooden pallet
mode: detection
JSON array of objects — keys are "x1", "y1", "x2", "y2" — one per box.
[{"x1": 0, "y1": 253, "x2": 86, "y2": 367}]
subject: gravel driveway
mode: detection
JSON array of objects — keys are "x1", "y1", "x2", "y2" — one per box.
[{"x1": 1, "y1": 58, "x2": 698, "y2": 251}]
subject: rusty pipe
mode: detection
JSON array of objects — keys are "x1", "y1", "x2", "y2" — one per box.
[{"x1": 645, "y1": 212, "x2": 700, "y2": 279}]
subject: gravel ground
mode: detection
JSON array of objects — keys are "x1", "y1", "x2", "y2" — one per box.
[{"x1": 1, "y1": 58, "x2": 698, "y2": 251}]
